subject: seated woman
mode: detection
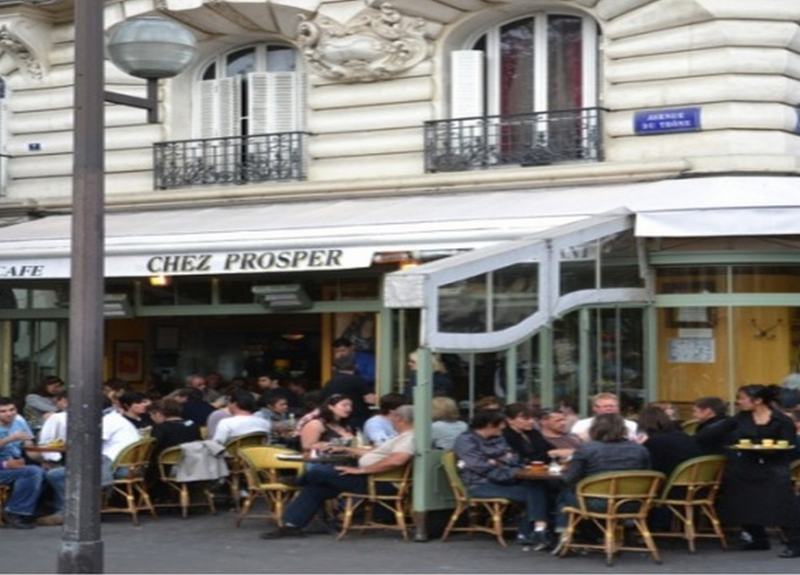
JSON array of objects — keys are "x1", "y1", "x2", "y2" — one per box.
[
  {"x1": 502, "y1": 403, "x2": 552, "y2": 464},
  {"x1": 299, "y1": 394, "x2": 354, "y2": 455},
  {"x1": 431, "y1": 397, "x2": 467, "y2": 450},
  {"x1": 453, "y1": 410, "x2": 551, "y2": 550},
  {"x1": 637, "y1": 404, "x2": 701, "y2": 476},
  {"x1": 557, "y1": 413, "x2": 651, "y2": 526},
  {"x1": 24, "y1": 376, "x2": 65, "y2": 431}
]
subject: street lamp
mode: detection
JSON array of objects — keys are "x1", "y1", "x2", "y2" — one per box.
[{"x1": 57, "y1": 6, "x2": 195, "y2": 574}]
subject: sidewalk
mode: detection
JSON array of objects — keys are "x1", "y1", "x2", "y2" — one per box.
[{"x1": 2, "y1": 510, "x2": 797, "y2": 574}]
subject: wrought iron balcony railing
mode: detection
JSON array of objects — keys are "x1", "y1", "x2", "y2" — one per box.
[
  {"x1": 424, "y1": 107, "x2": 603, "y2": 173},
  {"x1": 153, "y1": 131, "x2": 307, "y2": 190}
]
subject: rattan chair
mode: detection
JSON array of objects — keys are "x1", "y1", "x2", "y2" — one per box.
[
  {"x1": 337, "y1": 462, "x2": 413, "y2": 541},
  {"x1": 652, "y1": 455, "x2": 727, "y2": 552},
  {"x1": 440, "y1": 451, "x2": 513, "y2": 547},
  {"x1": 102, "y1": 437, "x2": 157, "y2": 525},
  {"x1": 236, "y1": 446, "x2": 303, "y2": 527},
  {"x1": 224, "y1": 432, "x2": 269, "y2": 510},
  {"x1": 680, "y1": 419, "x2": 699, "y2": 436},
  {"x1": 155, "y1": 445, "x2": 217, "y2": 518},
  {"x1": 0, "y1": 484, "x2": 8, "y2": 525},
  {"x1": 557, "y1": 470, "x2": 666, "y2": 566},
  {"x1": 791, "y1": 459, "x2": 800, "y2": 495}
]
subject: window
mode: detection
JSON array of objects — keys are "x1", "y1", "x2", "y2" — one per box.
[
  {"x1": 451, "y1": 13, "x2": 598, "y2": 117},
  {"x1": 196, "y1": 44, "x2": 305, "y2": 139}
]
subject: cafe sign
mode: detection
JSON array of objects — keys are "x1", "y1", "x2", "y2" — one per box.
[{"x1": 0, "y1": 247, "x2": 376, "y2": 279}]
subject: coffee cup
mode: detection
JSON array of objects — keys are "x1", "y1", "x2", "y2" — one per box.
[
  {"x1": 737, "y1": 439, "x2": 752, "y2": 447},
  {"x1": 762, "y1": 439, "x2": 775, "y2": 447},
  {"x1": 777, "y1": 440, "x2": 789, "y2": 448}
]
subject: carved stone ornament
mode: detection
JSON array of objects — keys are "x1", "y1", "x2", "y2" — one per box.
[
  {"x1": 0, "y1": 25, "x2": 43, "y2": 80},
  {"x1": 297, "y1": 1, "x2": 432, "y2": 83}
]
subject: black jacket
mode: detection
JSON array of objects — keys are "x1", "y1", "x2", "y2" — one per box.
[
  {"x1": 502, "y1": 427, "x2": 553, "y2": 464},
  {"x1": 644, "y1": 430, "x2": 702, "y2": 476},
  {"x1": 693, "y1": 415, "x2": 737, "y2": 455}
]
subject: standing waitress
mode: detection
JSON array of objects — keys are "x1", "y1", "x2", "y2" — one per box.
[{"x1": 719, "y1": 384, "x2": 800, "y2": 558}]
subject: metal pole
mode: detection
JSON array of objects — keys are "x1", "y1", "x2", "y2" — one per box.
[{"x1": 58, "y1": 0, "x2": 105, "y2": 572}]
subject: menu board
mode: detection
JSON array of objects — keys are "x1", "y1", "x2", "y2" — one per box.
[{"x1": 668, "y1": 338, "x2": 715, "y2": 363}]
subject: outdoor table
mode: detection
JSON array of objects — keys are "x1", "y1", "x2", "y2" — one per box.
[
  {"x1": 25, "y1": 444, "x2": 67, "y2": 454},
  {"x1": 276, "y1": 453, "x2": 357, "y2": 465},
  {"x1": 515, "y1": 466, "x2": 567, "y2": 481}
]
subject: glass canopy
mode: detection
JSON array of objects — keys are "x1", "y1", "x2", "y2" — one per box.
[{"x1": 384, "y1": 211, "x2": 649, "y2": 352}]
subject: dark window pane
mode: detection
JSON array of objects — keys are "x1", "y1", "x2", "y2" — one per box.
[{"x1": 438, "y1": 275, "x2": 487, "y2": 333}]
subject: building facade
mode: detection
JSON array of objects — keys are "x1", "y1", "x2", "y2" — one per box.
[{"x1": 0, "y1": 2, "x2": 798, "y2": 515}]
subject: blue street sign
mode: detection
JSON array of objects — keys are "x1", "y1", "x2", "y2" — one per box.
[{"x1": 634, "y1": 107, "x2": 701, "y2": 135}]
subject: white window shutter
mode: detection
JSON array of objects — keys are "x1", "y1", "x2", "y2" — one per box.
[
  {"x1": 247, "y1": 72, "x2": 270, "y2": 135},
  {"x1": 217, "y1": 76, "x2": 241, "y2": 138},
  {"x1": 266, "y1": 71, "x2": 300, "y2": 133},
  {"x1": 451, "y1": 50, "x2": 485, "y2": 118},
  {"x1": 198, "y1": 80, "x2": 218, "y2": 139}
]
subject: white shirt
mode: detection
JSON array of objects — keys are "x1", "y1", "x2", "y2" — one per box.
[
  {"x1": 212, "y1": 414, "x2": 271, "y2": 445},
  {"x1": 101, "y1": 410, "x2": 141, "y2": 462},
  {"x1": 38, "y1": 411, "x2": 68, "y2": 462},
  {"x1": 570, "y1": 416, "x2": 638, "y2": 441},
  {"x1": 359, "y1": 430, "x2": 414, "y2": 468}
]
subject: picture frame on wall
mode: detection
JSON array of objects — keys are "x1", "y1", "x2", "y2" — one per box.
[{"x1": 114, "y1": 340, "x2": 144, "y2": 382}]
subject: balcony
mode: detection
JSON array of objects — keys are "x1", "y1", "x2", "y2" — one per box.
[
  {"x1": 153, "y1": 131, "x2": 307, "y2": 190},
  {"x1": 424, "y1": 108, "x2": 603, "y2": 173}
]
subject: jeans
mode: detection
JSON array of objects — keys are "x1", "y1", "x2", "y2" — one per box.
[
  {"x1": 0, "y1": 464, "x2": 45, "y2": 516},
  {"x1": 282, "y1": 464, "x2": 367, "y2": 529},
  {"x1": 468, "y1": 481, "x2": 548, "y2": 536},
  {"x1": 45, "y1": 466, "x2": 65, "y2": 514}
]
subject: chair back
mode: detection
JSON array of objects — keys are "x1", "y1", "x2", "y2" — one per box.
[
  {"x1": 112, "y1": 437, "x2": 156, "y2": 476},
  {"x1": 157, "y1": 445, "x2": 184, "y2": 480},
  {"x1": 576, "y1": 470, "x2": 665, "y2": 516},
  {"x1": 680, "y1": 419, "x2": 699, "y2": 436},
  {"x1": 441, "y1": 451, "x2": 468, "y2": 502},
  {"x1": 224, "y1": 432, "x2": 269, "y2": 457},
  {"x1": 791, "y1": 459, "x2": 800, "y2": 495},
  {"x1": 368, "y1": 461, "x2": 413, "y2": 498},
  {"x1": 238, "y1": 446, "x2": 303, "y2": 489},
  {"x1": 660, "y1": 455, "x2": 726, "y2": 501}
]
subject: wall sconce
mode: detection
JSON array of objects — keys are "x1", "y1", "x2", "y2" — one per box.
[
  {"x1": 149, "y1": 274, "x2": 172, "y2": 287},
  {"x1": 252, "y1": 284, "x2": 312, "y2": 310}
]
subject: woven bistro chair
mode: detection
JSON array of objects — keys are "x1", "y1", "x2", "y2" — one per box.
[
  {"x1": 236, "y1": 446, "x2": 303, "y2": 527},
  {"x1": 652, "y1": 455, "x2": 727, "y2": 552},
  {"x1": 224, "y1": 432, "x2": 269, "y2": 510},
  {"x1": 557, "y1": 470, "x2": 666, "y2": 566},
  {"x1": 155, "y1": 445, "x2": 217, "y2": 518},
  {"x1": 440, "y1": 451, "x2": 513, "y2": 547},
  {"x1": 0, "y1": 484, "x2": 8, "y2": 525},
  {"x1": 102, "y1": 437, "x2": 157, "y2": 525},
  {"x1": 791, "y1": 459, "x2": 800, "y2": 495},
  {"x1": 337, "y1": 462, "x2": 413, "y2": 541}
]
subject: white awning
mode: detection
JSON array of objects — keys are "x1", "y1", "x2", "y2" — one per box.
[{"x1": 0, "y1": 175, "x2": 796, "y2": 280}]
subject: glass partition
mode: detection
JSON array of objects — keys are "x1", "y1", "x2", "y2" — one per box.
[
  {"x1": 437, "y1": 274, "x2": 488, "y2": 333},
  {"x1": 492, "y1": 263, "x2": 538, "y2": 330}
]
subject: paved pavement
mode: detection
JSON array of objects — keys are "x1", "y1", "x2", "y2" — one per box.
[{"x1": 2, "y1": 509, "x2": 798, "y2": 573}]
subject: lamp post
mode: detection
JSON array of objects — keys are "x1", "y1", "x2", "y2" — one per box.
[{"x1": 57, "y1": 5, "x2": 195, "y2": 573}]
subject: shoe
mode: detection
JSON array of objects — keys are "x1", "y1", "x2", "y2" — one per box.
[
  {"x1": 36, "y1": 513, "x2": 64, "y2": 526},
  {"x1": 530, "y1": 530, "x2": 550, "y2": 552},
  {"x1": 779, "y1": 548, "x2": 800, "y2": 559},
  {"x1": 259, "y1": 525, "x2": 306, "y2": 539},
  {"x1": 5, "y1": 513, "x2": 36, "y2": 530},
  {"x1": 737, "y1": 540, "x2": 770, "y2": 551}
]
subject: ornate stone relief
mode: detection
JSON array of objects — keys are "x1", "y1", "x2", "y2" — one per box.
[
  {"x1": 297, "y1": 0, "x2": 432, "y2": 83},
  {"x1": 0, "y1": 25, "x2": 43, "y2": 80}
]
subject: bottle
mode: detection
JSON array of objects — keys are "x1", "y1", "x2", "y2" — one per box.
[
  {"x1": 288, "y1": 413, "x2": 296, "y2": 428},
  {"x1": 355, "y1": 430, "x2": 364, "y2": 448}
]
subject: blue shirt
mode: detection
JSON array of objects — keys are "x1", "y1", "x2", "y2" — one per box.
[
  {"x1": 0, "y1": 415, "x2": 33, "y2": 460},
  {"x1": 363, "y1": 414, "x2": 396, "y2": 446}
]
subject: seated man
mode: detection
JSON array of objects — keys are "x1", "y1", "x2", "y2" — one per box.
[
  {"x1": 101, "y1": 404, "x2": 142, "y2": 484},
  {"x1": 454, "y1": 409, "x2": 550, "y2": 550},
  {"x1": 212, "y1": 391, "x2": 270, "y2": 445},
  {"x1": 0, "y1": 396, "x2": 44, "y2": 529},
  {"x1": 260, "y1": 404, "x2": 415, "y2": 539},
  {"x1": 363, "y1": 393, "x2": 405, "y2": 446},
  {"x1": 570, "y1": 393, "x2": 637, "y2": 441},
  {"x1": 538, "y1": 409, "x2": 582, "y2": 458},
  {"x1": 37, "y1": 391, "x2": 69, "y2": 525},
  {"x1": 692, "y1": 396, "x2": 736, "y2": 455}
]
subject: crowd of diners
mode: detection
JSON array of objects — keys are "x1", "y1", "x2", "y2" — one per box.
[{"x1": 3, "y1": 345, "x2": 800, "y2": 561}]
